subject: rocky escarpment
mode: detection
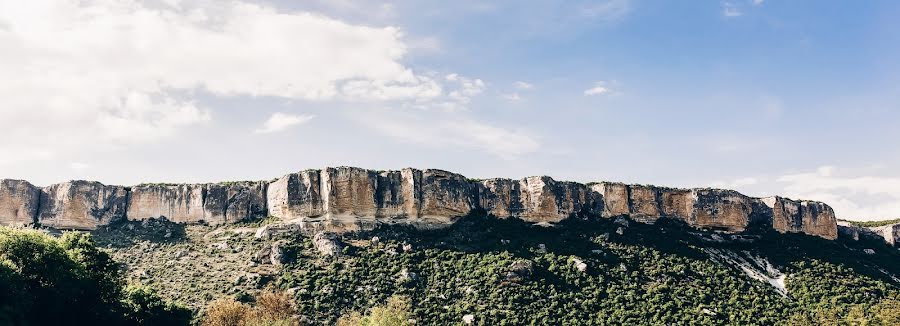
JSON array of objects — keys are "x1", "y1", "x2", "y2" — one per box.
[
  {"x1": 128, "y1": 182, "x2": 267, "y2": 225},
  {"x1": 838, "y1": 221, "x2": 900, "y2": 247},
  {"x1": 0, "y1": 180, "x2": 41, "y2": 227},
  {"x1": 38, "y1": 181, "x2": 129, "y2": 230},
  {"x1": 0, "y1": 166, "x2": 848, "y2": 241}
]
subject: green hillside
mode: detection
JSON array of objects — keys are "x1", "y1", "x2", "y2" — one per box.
[{"x1": 86, "y1": 213, "x2": 899, "y2": 325}]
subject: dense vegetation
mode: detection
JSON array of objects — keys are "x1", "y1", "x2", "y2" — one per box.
[
  {"x1": 841, "y1": 218, "x2": 900, "y2": 228},
  {"x1": 0, "y1": 227, "x2": 191, "y2": 325},
  {"x1": 6, "y1": 211, "x2": 898, "y2": 325},
  {"x1": 268, "y1": 214, "x2": 899, "y2": 325}
]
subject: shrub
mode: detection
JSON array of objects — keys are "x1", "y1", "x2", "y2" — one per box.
[
  {"x1": 337, "y1": 296, "x2": 413, "y2": 326},
  {"x1": 202, "y1": 290, "x2": 297, "y2": 326}
]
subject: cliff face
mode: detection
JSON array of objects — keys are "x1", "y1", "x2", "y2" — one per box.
[
  {"x1": 0, "y1": 180, "x2": 41, "y2": 227},
  {"x1": 38, "y1": 181, "x2": 129, "y2": 230},
  {"x1": 0, "y1": 167, "x2": 844, "y2": 240},
  {"x1": 127, "y1": 182, "x2": 267, "y2": 225},
  {"x1": 762, "y1": 197, "x2": 838, "y2": 240}
]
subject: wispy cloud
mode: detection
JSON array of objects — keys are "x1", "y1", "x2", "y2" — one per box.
[
  {"x1": 751, "y1": 0, "x2": 765, "y2": 6},
  {"x1": 514, "y1": 81, "x2": 534, "y2": 90},
  {"x1": 352, "y1": 109, "x2": 540, "y2": 159},
  {"x1": 255, "y1": 113, "x2": 315, "y2": 134},
  {"x1": 578, "y1": 0, "x2": 634, "y2": 22},
  {"x1": 722, "y1": 2, "x2": 743, "y2": 17},
  {"x1": 584, "y1": 81, "x2": 611, "y2": 96}
]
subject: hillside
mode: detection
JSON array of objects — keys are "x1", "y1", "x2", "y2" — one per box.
[{"x1": 91, "y1": 212, "x2": 900, "y2": 325}]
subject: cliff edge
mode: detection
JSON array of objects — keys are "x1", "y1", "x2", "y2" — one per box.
[{"x1": 0, "y1": 166, "x2": 848, "y2": 241}]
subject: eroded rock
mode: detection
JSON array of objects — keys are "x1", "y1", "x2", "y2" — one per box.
[
  {"x1": 38, "y1": 181, "x2": 129, "y2": 230},
  {"x1": 0, "y1": 179, "x2": 40, "y2": 227},
  {"x1": 314, "y1": 232, "x2": 342, "y2": 256}
]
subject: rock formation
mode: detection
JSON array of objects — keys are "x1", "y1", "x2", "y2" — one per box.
[
  {"x1": 127, "y1": 182, "x2": 266, "y2": 225},
  {"x1": 0, "y1": 166, "x2": 850, "y2": 240},
  {"x1": 38, "y1": 181, "x2": 129, "y2": 230},
  {"x1": 839, "y1": 221, "x2": 900, "y2": 247},
  {"x1": 0, "y1": 180, "x2": 40, "y2": 227}
]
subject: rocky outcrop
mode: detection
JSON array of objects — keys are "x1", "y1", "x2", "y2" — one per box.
[
  {"x1": 127, "y1": 182, "x2": 266, "y2": 224},
  {"x1": 38, "y1": 181, "x2": 129, "y2": 230},
  {"x1": 479, "y1": 177, "x2": 601, "y2": 223},
  {"x1": 0, "y1": 166, "x2": 845, "y2": 240},
  {"x1": 760, "y1": 197, "x2": 838, "y2": 240},
  {"x1": 689, "y1": 189, "x2": 755, "y2": 232},
  {"x1": 869, "y1": 223, "x2": 900, "y2": 247},
  {"x1": 0, "y1": 180, "x2": 41, "y2": 227},
  {"x1": 837, "y1": 221, "x2": 899, "y2": 246}
]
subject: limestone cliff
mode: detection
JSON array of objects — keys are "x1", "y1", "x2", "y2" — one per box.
[
  {"x1": 0, "y1": 180, "x2": 41, "y2": 227},
  {"x1": 38, "y1": 181, "x2": 129, "y2": 230},
  {"x1": 128, "y1": 182, "x2": 267, "y2": 225},
  {"x1": 0, "y1": 166, "x2": 845, "y2": 241}
]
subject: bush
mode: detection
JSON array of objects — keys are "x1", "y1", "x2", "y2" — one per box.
[
  {"x1": 0, "y1": 227, "x2": 190, "y2": 325},
  {"x1": 337, "y1": 296, "x2": 413, "y2": 326},
  {"x1": 202, "y1": 290, "x2": 298, "y2": 326}
]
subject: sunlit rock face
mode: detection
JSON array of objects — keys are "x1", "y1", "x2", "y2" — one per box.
[
  {"x1": 688, "y1": 189, "x2": 754, "y2": 232},
  {"x1": 871, "y1": 223, "x2": 900, "y2": 246},
  {"x1": 478, "y1": 178, "x2": 526, "y2": 218},
  {"x1": 127, "y1": 182, "x2": 267, "y2": 224},
  {"x1": 593, "y1": 183, "x2": 629, "y2": 218},
  {"x1": 517, "y1": 176, "x2": 602, "y2": 223},
  {"x1": 0, "y1": 166, "x2": 844, "y2": 241},
  {"x1": 0, "y1": 179, "x2": 41, "y2": 227},
  {"x1": 659, "y1": 188, "x2": 694, "y2": 220},
  {"x1": 761, "y1": 196, "x2": 838, "y2": 240},
  {"x1": 417, "y1": 169, "x2": 477, "y2": 223},
  {"x1": 321, "y1": 167, "x2": 378, "y2": 219},
  {"x1": 627, "y1": 185, "x2": 661, "y2": 221},
  {"x1": 38, "y1": 181, "x2": 129, "y2": 230},
  {"x1": 266, "y1": 170, "x2": 325, "y2": 222}
]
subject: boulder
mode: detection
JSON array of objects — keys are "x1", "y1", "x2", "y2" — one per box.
[{"x1": 314, "y1": 232, "x2": 342, "y2": 256}]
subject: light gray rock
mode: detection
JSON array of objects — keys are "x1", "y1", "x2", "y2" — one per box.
[
  {"x1": 0, "y1": 179, "x2": 40, "y2": 227},
  {"x1": 314, "y1": 232, "x2": 342, "y2": 256},
  {"x1": 38, "y1": 181, "x2": 129, "y2": 230}
]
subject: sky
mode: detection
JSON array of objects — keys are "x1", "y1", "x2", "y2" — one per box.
[{"x1": 1, "y1": 0, "x2": 899, "y2": 220}]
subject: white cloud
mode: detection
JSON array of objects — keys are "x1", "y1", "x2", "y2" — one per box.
[
  {"x1": 514, "y1": 81, "x2": 534, "y2": 90},
  {"x1": 408, "y1": 74, "x2": 486, "y2": 111},
  {"x1": 722, "y1": 2, "x2": 743, "y2": 17},
  {"x1": 352, "y1": 110, "x2": 540, "y2": 159},
  {"x1": 584, "y1": 82, "x2": 611, "y2": 96},
  {"x1": 775, "y1": 166, "x2": 900, "y2": 220},
  {"x1": 751, "y1": 0, "x2": 765, "y2": 6},
  {"x1": 255, "y1": 113, "x2": 315, "y2": 134},
  {"x1": 0, "y1": 0, "x2": 450, "y2": 164}
]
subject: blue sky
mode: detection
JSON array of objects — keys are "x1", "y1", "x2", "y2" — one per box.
[{"x1": 1, "y1": 0, "x2": 899, "y2": 220}]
